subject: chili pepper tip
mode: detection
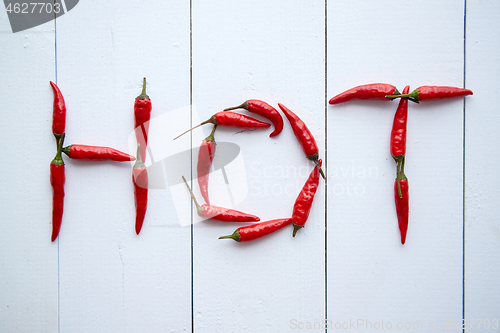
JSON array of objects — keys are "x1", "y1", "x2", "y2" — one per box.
[{"x1": 292, "y1": 224, "x2": 303, "y2": 237}]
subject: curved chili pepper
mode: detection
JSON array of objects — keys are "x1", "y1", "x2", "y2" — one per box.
[
  {"x1": 390, "y1": 86, "x2": 410, "y2": 158},
  {"x1": 277, "y1": 103, "x2": 325, "y2": 179},
  {"x1": 50, "y1": 133, "x2": 65, "y2": 242},
  {"x1": 133, "y1": 144, "x2": 148, "y2": 235},
  {"x1": 197, "y1": 126, "x2": 217, "y2": 205},
  {"x1": 174, "y1": 111, "x2": 270, "y2": 140},
  {"x1": 223, "y1": 100, "x2": 284, "y2": 137},
  {"x1": 182, "y1": 176, "x2": 260, "y2": 222},
  {"x1": 386, "y1": 85, "x2": 473, "y2": 103},
  {"x1": 219, "y1": 218, "x2": 292, "y2": 242},
  {"x1": 329, "y1": 83, "x2": 400, "y2": 105},
  {"x1": 395, "y1": 177, "x2": 409, "y2": 245},
  {"x1": 134, "y1": 78, "x2": 152, "y2": 162},
  {"x1": 291, "y1": 160, "x2": 321, "y2": 237},
  {"x1": 50, "y1": 81, "x2": 66, "y2": 136},
  {"x1": 62, "y1": 145, "x2": 135, "y2": 161}
]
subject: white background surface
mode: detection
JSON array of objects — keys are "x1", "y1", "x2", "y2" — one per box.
[{"x1": 0, "y1": 1, "x2": 499, "y2": 332}]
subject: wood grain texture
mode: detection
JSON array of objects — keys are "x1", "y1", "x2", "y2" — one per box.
[{"x1": 465, "y1": 1, "x2": 500, "y2": 330}]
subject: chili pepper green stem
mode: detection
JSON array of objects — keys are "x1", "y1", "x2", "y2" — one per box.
[
  {"x1": 182, "y1": 175, "x2": 203, "y2": 215},
  {"x1": 218, "y1": 230, "x2": 241, "y2": 242},
  {"x1": 292, "y1": 224, "x2": 303, "y2": 237},
  {"x1": 173, "y1": 116, "x2": 217, "y2": 140},
  {"x1": 314, "y1": 160, "x2": 325, "y2": 180},
  {"x1": 223, "y1": 101, "x2": 248, "y2": 111},
  {"x1": 386, "y1": 89, "x2": 419, "y2": 103},
  {"x1": 136, "y1": 77, "x2": 150, "y2": 100},
  {"x1": 205, "y1": 125, "x2": 217, "y2": 142},
  {"x1": 307, "y1": 153, "x2": 326, "y2": 180},
  {"x1": 394, "y1": 156, "x2": 407, "y2": 199},
  {"x1": 134, "y1": 144, "x2": 145, "y2": 169},
  {"x1": 51, "y1": 133, "x2": 65, "y2": 165}
]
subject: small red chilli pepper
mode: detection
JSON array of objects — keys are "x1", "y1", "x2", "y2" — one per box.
[
  {"x1": 50, "y1": 133, "x2": 65, "y2": 242},
  {"x1": 219, "y1": 218, "x2": 292, "y2": 242},
  {"x1": 386, "y1": 85, "x2": 473, "y2": 103},
  {"x1": 329, "y1": 83, "x2": 400, "y2": 105},
  {"x1": 223, "y1": 100, "x2": 284, "y2": 137},
  {"x1": 395, "y1": 178, "x2": 409, "y2": 245},
  {"x1": 134, "y1": 78, "x2": 152, "y2": 162},
  {"x1": 50, "y1": 81, "x2": 66, "y2": 136},
  {"x1": 62, "y1": 145, "x2": 135, "y2": 162},
  {"x1": 182, "y1": 176, "x2": 260, "y2": 222},
  {"x1": 277, "y1": 103, "x2": 325, "y2": 179},
  {"x1": 197, "y1": 125, "x2": 217, "y2": 205},
  {"x1": 173, "y1": 111, "x2": 270, "y2": 140},
  {"x1": 291, "y1": 160, "x2": 321, "y2": 237},
  {"x1": 390, "y1": 86, "x2": 410, "y2": 158},
  {"x1": 133, "y1": 144, "x2": 148, "y2": 235}
]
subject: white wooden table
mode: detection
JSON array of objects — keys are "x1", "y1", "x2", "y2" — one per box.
[{"x1": 1, "y1": 1, "x2": 499, "y2": 332}]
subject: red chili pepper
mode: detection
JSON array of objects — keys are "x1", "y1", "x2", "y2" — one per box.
[
  {"x1": 394, "y1": 178, "x2": 409, "y2": 245},
  {"x1": 134, "y1": 78, "x2": 152, "y2": 162},
  {"x1": 390, "y1": 86, "x2": 410, "y2": 158},
  {"x1": 390, "y1": 87, "x2": 410, "y2": 244},
  {"x1": 277, "y1": 103, "x2": 325, "y2": 179},
  {"x1": 50, "y1": 133, "x2": 65, "y2": 242},
  {"x1": 329, "y1": 83, "x2": 400, "y2": 105},
  {"x1": 386, "y1": 85, "x2": 473, "y2": 103},
  {"x1": 133, "y1": 144, "x2": 148, "y2": 235},
  {"x1": 174, "y1": 111, "x2": 270, "y2": 140},
  {"x1": 291, "y1": 160, "x2": 321, "y2": 237},
  {"x1": 50, "y1": 81, "x2": 66, "y2": 136},
  {"x1": 197, "y1": 126, "x2": 217, "y2": 205},
  {"x1": 62, "y1": 144, "x2": 135, "y2": 162},
  {"x1": 223, "y1": 100, "x2": 284, "y2": 137},
  {"x1": 219, "y1": 218, "x2": 292, "y2": 242},
  {"x1": 182, "y1": 176, "x2": 260, "y2": 222}
]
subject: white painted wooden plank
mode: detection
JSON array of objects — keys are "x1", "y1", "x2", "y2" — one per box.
[
  {"x1": 327, "y1": 0, "x2": 464, "y2": 331},
  {"x1": 0, "y1": 14, "x2": 58, "y2": 333},
  {"x1": 465, "y1": 1, "x2": 500, "y2": 330},
  {"x1": 192, "y1": 1, "x2": 325, "y2": 331},
  {"x1": 0, "y1": 12, "x2": 59, "y2": 332},
  {"x1": 56, "y1": 1, "x2": 191, "y2": 332}
]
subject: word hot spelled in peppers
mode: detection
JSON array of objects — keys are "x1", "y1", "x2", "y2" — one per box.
[
  {"x1": 49, "y1": 81, "x2": 67, "y2": 242},
  {"x1": 134, "y1": 78, "x2": 152, "y2": 162},
  {"x1": 390, "y1": 85, "x2": 410, "y2": 244},
  {"x1": 277, "y1": 103, "x2": 325, "y2": 179},
  {"x1": 292, "y1": 160, "x2": 322, "y2": 237},
  {"x1": 197, "y1": 126, "x2": 217, "y2": 205},
  {"x1": 133, "y1": 145, "x2": 148, "y2": 235},
  {"x1": 182, "y1": 176, "x2": 260, "y2": 222},
  {"x1": 224, "y1": 99, "x2": 284, "y2": 137}
]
